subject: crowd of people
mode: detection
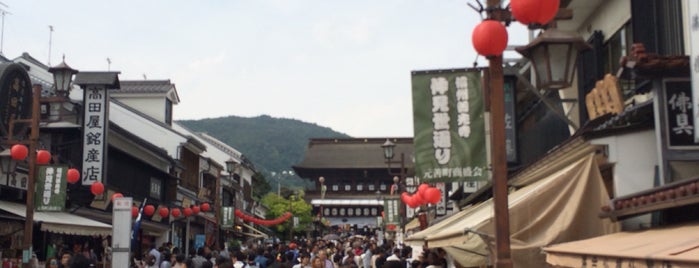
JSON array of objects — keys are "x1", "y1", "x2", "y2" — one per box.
[{"x1": 125, "y1": 235, "x2": 452, "y2": 268}]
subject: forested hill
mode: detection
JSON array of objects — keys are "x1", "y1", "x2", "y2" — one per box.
[{"x1": 177, "y1": 115, "x2": 350, "y2": 187}]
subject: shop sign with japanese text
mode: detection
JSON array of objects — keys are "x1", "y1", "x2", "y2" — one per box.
[
  {"x1": 411, "y1": 69, "x2": 488, "y2": 183},
  {"x1": 82, "y1": 87, "x2": 109, "y2": 185},
  {"x1": 35, "y1": 165, "x2": 68, "y2": 211}
]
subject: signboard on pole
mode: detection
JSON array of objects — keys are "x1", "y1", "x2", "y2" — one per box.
[
  {"x1": 221, "y1": 206, "x2": 234, "y2": 229},
  {"x1": 35, "y1": 165, "x2": 68, "y2": 211},
  {"x1": 411, "y1": 69, "x2": 488, "y2": 183},
  {"x1": 112, "y1": 197, "x2": 132, "y2": 268},
  {"x1": 81, "y1": 86, "x2": 109, "y2": 185},
  {"x1": 383, "y1": 197, "x2": 400, "y2": 226}
]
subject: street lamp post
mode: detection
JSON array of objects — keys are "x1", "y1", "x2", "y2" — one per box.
[
  {"x1": 225, "y1": 158, "x2": 238, "y2": 247},
  {"x1": 471, "y1": 1, "x2": 588, "y2": 267},
  {"x1": 380, "y1": 139, "x2": 406, "y2": 233},
  {"x1": 3, "y1": 59, "x2": 77, "y2": 268}
]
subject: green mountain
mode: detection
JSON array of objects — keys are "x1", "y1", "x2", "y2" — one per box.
[{"x1": 177, "y1": 115, "x2": 350, "y2": 191}]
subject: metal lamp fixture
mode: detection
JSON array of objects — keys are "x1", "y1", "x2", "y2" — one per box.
[
  {"x1": 515, "y1": 28, "x2": 591, "y2": 90},
  {"x1": 381, "y1": 139, "x2": 395, "y2": 160},
  {"x1": 48, "y1": 57, "x2": 79, "y2": 97},
  {"x1": 225, "y1": 158, "x2": 237, "y2": 174}
]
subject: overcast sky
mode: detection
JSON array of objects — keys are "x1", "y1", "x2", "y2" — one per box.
[{"x1": 2, "y1": 0, "x2": 528, "y2": 137}]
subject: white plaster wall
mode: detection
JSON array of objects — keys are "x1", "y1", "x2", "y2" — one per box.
[
  {"x1": 112, "y1": 95, "x2": 166, "y2": 123},
  {"x1": 110, "y1": 102, "x2": 187, "y2": 158},
  {"x1": 576, "y1": 0, "x2": 631, "y2": 42},
  {"x1": 590, "y1": 129, "x2": 658, "y2": 230}
]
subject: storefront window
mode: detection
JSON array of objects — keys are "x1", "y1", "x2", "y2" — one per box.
[
  {"x1": 348, "y1": 208, "x2": 354, "y2": 216},
  {"x1": 345, "y1": 184, "x2": 351, "y2": 191},
  {"x1": 357, "y1": 184, "x2": 363, "y2": 191},
  {"x1": 371, "y1": 208, "x2": 377, "y2": 216},
  {"x1": 356, "y1": 208, "x2": 361, "y2": 216},
  {"x1": 332, "y1": 185, "x2": 339, "y2": 191},
  {"x1": 368, "y1": 184, "x2": 375, "y2": 191},
  {"x1": 380, "y1": 184, "x2": 387, "y2": 191},
  {"x1": 340, "y1": 208, "x2": 345, "y2": 216}
]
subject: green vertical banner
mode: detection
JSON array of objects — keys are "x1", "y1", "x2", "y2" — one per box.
[
  {"x1": 412, "y1": 69, "x2": 488, "y2": 183},
  {"x1": 383, "y1": 197, "x2": 400, "y2": 226},
  {"x1": 221, "y1": 206, "x2": 234, "y2": 229},
  {"x1": 35, "y1": 165, "x2": 68, "y2": 211}
]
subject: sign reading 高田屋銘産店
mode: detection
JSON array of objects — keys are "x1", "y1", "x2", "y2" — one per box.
[{"x1": 412, "y1": 69, "x2": 488, "y2": 183}]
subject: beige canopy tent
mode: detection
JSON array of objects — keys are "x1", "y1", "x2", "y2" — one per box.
[
  {"x1": 545, "y1": 223, "x2": 699, "y2": 267},
  {"x1": 406, "y1": 151, "x2": 619, "y2": 267},
  {"x1": 0, "y1": 200, "x2": 112, "y2": 236}
]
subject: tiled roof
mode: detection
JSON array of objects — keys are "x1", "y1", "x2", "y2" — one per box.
[
  {"x1": 119, "y1": 80, "x2": 174, "y2": 94},
  {"x1": 293, "y1": 138, "x2": 414, "y2": 170}
]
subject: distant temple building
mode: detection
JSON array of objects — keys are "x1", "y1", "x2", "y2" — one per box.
[{"x1": 293, "y1": 138, "x2": 414, "y2": 232}]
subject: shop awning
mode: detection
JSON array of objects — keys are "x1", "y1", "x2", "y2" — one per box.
[
  {"x1": 545, "y1": 223, "x2": 699, "y2": 267},
  {"x1": 405, "y1": 152, "x2": 619, "y2": 267},
  {"x1": 241, "y1": 222, "x2": 269, "y2": 238},
  {"x1": 0, "y1": 200, "x2": 112, "y2": 236}
]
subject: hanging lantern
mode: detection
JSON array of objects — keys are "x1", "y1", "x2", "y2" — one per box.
[
  {"x1": 171, "y1": 208, "x2": 181, "y2": 218},
  {"x1": 472, "y1": 20, "x2": 508, "y2": 57},
  {"x1": 159, "y1": 207, "x2": 169, "y2": 218},
  {"x1": 90, "y1": 181, "x2": 105, "y2": 195},
  {"x1": 36, "y1": 150, "x2": 52, "y2": 164},
  {"x1": 66, "y1": 168, "x2": 80, "y2": 184},
  {"x1": 425, "y1": 187, "x2": 442, "y2": 204},
  {"x1": 201, "y1": 203, "x2": 210, "y2": 212},
  {"x1": 400, "y1": 192, "x2": 410, "y2": 204},
  {"x1": 515, "y1": 28, "x2": 591, "y2": 90},
  {"x1": 144, "y1": 205, "x2": 155, "y2": 216},
  {"x1": 111, "y1": 192, "x2": 123, "y2": 201},
  {"x1": 183, "y1": 207, "x2": 192, "y2": 217},
  {"x1": 412, "y1": 192, "x2": 425, "y2": 206},
  {"x1": 192, "y1": 205, "x2": 201, "y2": 214},
  {"x1": 10, "y1": 144, "x2": 28, "y2": 160},
  {"x1": 418, "y1": 184, "x2": 431, "y2": 201},
  {"x1": 511, "y1": 0, "x2": 560, "y2": 28},
  {"x1": 132, "y1": 207, "x2": 139, "y2": 218},
  {"x1": 234, "y1": 209, "x2": 243, "y2": 217}
]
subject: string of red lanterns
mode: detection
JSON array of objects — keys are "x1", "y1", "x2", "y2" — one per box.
[
  {"x1": 9, "y1": 144, "x2": 214, "y2": 220},
  {"x1": 234, "y1": 209, "x2": 292, "y2": 226},
  {"x1": 400, "y1": 183, "x2": 442, "y2": 208}
]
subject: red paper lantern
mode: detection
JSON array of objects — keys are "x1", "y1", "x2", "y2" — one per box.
[
  {"x1": 418, "y1": 184, "x2": 430, "y2": 200},
  {"x1": 412, "y1": 192, "x2": 425, "y2": 206},
  {"x1": 234, "y1": 209, "x2": 243, "y2": 217},
  {"x1": 171, "y1": 208, "x2": 181, "y2": 218},
  {"x1": 192, "y1": 205, "x2": 201, "y2": 214},
  {"x1": 66, "y1": 168, "x2": 80, "y2": 184},
  {"x1": 132, "y1": 207, "x2": 139, "y2": 218},
  {"x1": 201, "y1": 203, "x2": 210, "y2": 212},
  {"x1": 183, "y1": 207, "x2": 192, "y2": 217},
  {"x1": 36, "y1": 150, "x2": 51, "y2": 164},
  {"x1": 425, "y1": 187, "x2": 442, "y2": 204},
  {"x1": 406, "y1": 195, "x2": 419, "y2": 208},
  {"x1": 111, "y1": 192, "x2": 123, "y2": 201},
  {"x1": 159, "y1": 207, "x2": 169, "y2": 218},
  {"x1": 144, "y1": 205, "x2": 155, "y2": 216},
  {"x1": 90, "y1": 181, "x2": 105, "y2": 195},
  {"x1": 386, "y1": 224, "x2": 396, "y2": 230},
  {"x1": 472, "y1": 20, "x2": 508, "y2": 57},
  {"x1": 400, "y1": 192, "x2": 410, "y2": 204},
  {"x1": 511, "y1": 0, "x2": 560, "y2": 27},
  {"x1": 10, "y1": 144, "x2": 28, "y2": 160}
]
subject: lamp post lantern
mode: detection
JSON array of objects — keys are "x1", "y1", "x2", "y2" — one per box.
[
  {"x1": 48, "y1": 56, "x2": 79, "y2": 97},
  {"x1": 515, "y1": 29, "x2": 591, "y2": 90},
  {"x1": 471, "y1": 0, "x2": 584, "y2": 267},
  {"x1": 380, "y1": 139, "x2": 406, "y2": 233}
]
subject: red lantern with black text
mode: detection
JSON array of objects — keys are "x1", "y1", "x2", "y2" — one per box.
[
  {"x1": 144, "y1": 205, "x2": 155, "y2": 216},
  {"x1": 511, "y1": 0, "x2": 560, "y2": 27},
  {"x1": 472, "y1": 20, "x2": 508, "y2": 57},
  {"x1": 159, "y1": 207, "x2": 169, "y2": 218},
  {"x1": 67, "y1": 168, "x2": 80, "y2": 184},
  {"x1": 201, "y1": 203, "x2": 210, "y2": 212},
  {"x1": 36, "y1": 150, "x2": 51, "y2": 164},
  {"x1": 90, "y1": 181, "x2": 105, "y2": 195},
  {"x1": 10, "y1": 144, "x2": 28, "y2": 160}
]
